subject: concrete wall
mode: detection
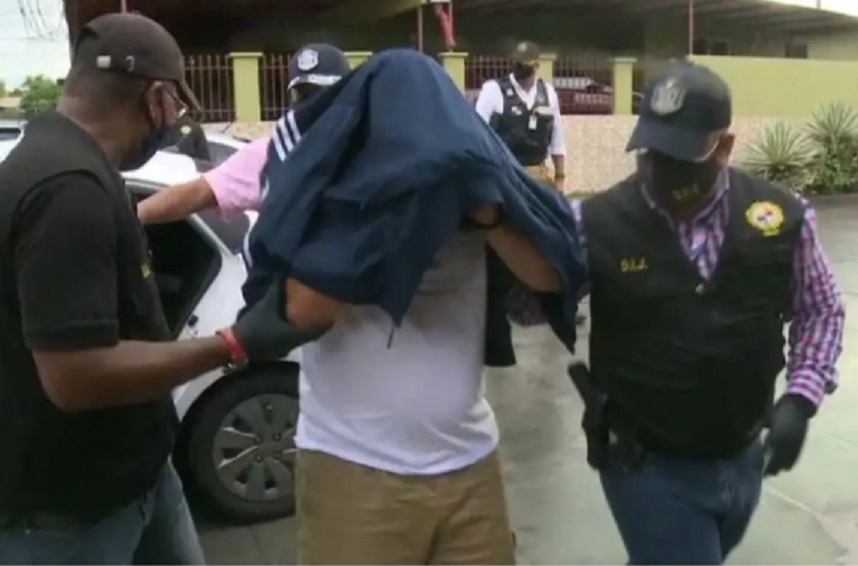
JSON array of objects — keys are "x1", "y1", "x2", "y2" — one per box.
[
  {"x1": 207, "y1": 116, "x2": 782, "y2": 195},
  {"x1": 691, "y1": 54, "x2": 858, "y2": 117}
]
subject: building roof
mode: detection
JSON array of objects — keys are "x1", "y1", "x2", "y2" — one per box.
[
  {"x1": 64, "y1": 0, "x2": 339, "y2": 43},
  {"x1": 456, "y1": 0, "x2": 858, "y2": 33}
]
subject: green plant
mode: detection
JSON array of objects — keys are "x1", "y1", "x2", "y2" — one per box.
[
  {"x1": 18, "y1": 75, "x2": 61, "y2": 119},
  {"x1": 804, "y1": 102, "x2": 858, "y2": 194},
  {"x1": 741, "y1": 122, "x2": 814, "y2": 192}
]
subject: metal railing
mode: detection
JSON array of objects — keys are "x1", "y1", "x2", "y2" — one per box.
[
  {"x1": 183, "y1": 54, "x2": 235, "y2": 123},
  {"x1": 464, "y1": 54, "x2": 510, "y2": 104},
  {"x1": 259, "y1": 53, "x2": 293, "y2": 121},
  {"x1": 465, "y1": 53, "x2": 626, "y2": 115},
  {"x1": 554, "y1": 53, "x2": 616, "y2": 115}
]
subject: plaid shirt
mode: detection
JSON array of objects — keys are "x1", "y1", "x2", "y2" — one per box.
[{"x1": 507, "y1": 175, "x2": 845, "y2": 408}]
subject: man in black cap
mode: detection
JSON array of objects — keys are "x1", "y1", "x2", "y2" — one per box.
[
  {"x1": 510, "y1": 62, "x2": 844, "y2": 564},
  {"x1": 0, "y1": 13, "x2": 325, "y2": 564},
  {"x1": 138, "y1": 43, "x2": 350, "y2": 224},
  {"x1": 475, "y1": 40, "x2": 567, "y2": 192}
]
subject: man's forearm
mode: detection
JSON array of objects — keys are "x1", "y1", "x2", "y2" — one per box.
[
  {"x1": 285, "y1": 277, "x2": 343, "y2": 328},
  {"x1": 137, "y1": 178, "x2": 218, "y2": 224},
  {"x1": 487, "y1": 223, "x2": 562, "y2": 292},
  {"x1": 35, "y1": 337, "x2": 231, "y2": 413}
]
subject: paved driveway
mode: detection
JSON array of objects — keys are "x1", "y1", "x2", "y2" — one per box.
[{"x1": 198, "y1": 196, "x2": 858, "y2": 564}]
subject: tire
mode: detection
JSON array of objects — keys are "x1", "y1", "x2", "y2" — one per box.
[{"x1": 178, "y1": 365, "x2": 299, "y2": 524}]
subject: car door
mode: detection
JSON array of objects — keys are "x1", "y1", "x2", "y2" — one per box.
[{"x1": 125, "y1": 181, "x2": 247, "y2": 342}]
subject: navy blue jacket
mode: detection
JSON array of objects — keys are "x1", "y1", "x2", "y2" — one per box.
[{"x1": 245, "y1": 49, "x2": 584, "y2": 360}]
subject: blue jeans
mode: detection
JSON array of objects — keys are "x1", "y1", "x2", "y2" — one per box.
[
  {"x1": 600, "y1": 440, "x2": 765, "y2": 565},
  {"x1": 0, "y1": 462, "x2": 204, "y2": 565}
]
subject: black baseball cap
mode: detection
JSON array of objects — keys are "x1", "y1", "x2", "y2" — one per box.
[
  {"x1": 73, "y1": 12, "x2": 201, "y2": 113},
  {"x1": 511, "y1": 41, "x2": 540, "y2": 65},
  {"x1": 626, "y1": 62, "x2": 731, "y2": 162},
  {"x1": 288, "y1": 44, "x2": 350, "y2": 90}
]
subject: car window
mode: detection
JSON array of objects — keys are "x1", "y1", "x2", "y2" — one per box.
[
  {"x1": 128, "y1": 181, "x2": 250, "y2": 254},
  {"x1": 0, "y1": 127, "x2": 21, "y2": 141},
  {"x1": 208, "y1": 141, "x2": 239, "y2": 166}
]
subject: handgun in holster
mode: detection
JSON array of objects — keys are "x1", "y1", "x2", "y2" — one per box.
[
  {"x1": 567, "y1": 363, "x2": 646, "y2": 471},
  {"x1": 567, "y1": 362, "x2": 609, "y2": 469}
]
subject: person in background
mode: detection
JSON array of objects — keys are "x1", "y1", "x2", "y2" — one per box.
[
  {"x1": 137, "y1": 43, "x2": 350, "y2": 225},
  {"x1": 475, "y1": 40, "x2": 566, "y2": 192},
  {"x1": 0, "y1": 13, "x2": 322, "y2": 565},
  {"x1": 512, "y1": 62, "x2": 845, "y2": 565}
]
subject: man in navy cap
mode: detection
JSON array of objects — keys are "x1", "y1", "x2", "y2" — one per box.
[
  {"x1": 475, "y1": 40, "x2": 567, "y2": 192},
  {"x1": 139, "y1": 43, "x2": 350, "y2": 224},
  {"x1": 510, "y1": 62, "x2": 844, "y2": 564}
]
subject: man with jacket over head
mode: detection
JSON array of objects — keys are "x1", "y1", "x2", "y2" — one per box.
[{"x1": 510, "y1": 61, "x2": 844, "y2": 564}]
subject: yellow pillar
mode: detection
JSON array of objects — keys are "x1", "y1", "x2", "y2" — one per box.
[
  {"x1": 345, "y1": 51, "x2": 373, "y2": 69},
  {"x1": 439, "y1": 52, "x2": 468, "y2": 91},
  {"x1": 612, "y1": 57, "x2": 637, "y2": 116},
  {"x1": 228, "y1": 52, "x2": 262, "y2": 122},
  {"x1": 537, "y1": 53, "x2": 556, "y2": 84}
]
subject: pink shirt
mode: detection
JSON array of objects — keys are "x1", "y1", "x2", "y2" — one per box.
[{"x1": 203, "y1": 137, "x2": 270, "y2": 218}]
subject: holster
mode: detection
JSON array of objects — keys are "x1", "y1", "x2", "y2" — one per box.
[
  {"x1": 567, "y1": 363, "x2": 646, "y2": 471},
  {"x1": 567, "y1": 363, "x2": 609, "y2": 469}
]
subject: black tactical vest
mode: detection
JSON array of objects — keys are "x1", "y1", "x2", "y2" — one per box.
[
  {"x1": 490, "y1": 77, "x2": 555, "y2": 166},
  {"x1": 581, "y1": 168, "x2": 804, "y2": 459}
]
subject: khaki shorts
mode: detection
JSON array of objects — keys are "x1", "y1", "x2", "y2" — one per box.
[{"x1": 296, "y1": 449, "x2": 515, "y2": 565}]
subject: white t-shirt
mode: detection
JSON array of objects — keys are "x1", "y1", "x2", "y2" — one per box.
[{"x1": 295, "y1": 231, "x2": 499, "y2": 475}]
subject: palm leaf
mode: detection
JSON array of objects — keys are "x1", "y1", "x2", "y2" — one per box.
[
  {"x1": 741, "y1": 122, "x2": 814, "y2": 191},
  {"x1": 805, "y1": 102, "x2": 858, "y2": 150}
]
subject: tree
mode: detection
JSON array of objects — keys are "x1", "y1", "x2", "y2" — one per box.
[
  {"x1": 0, "y1": 80, "x2": 6, "y2": 98},
  {"x1": 19, "y1": 75, "x2": 61, "y2": 119}
]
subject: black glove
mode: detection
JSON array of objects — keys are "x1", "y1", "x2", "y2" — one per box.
[
  {"x1": 763, "y1": 393, "x2": 815, "y2": 476},
  {"x1": 230, "y1": 281, "x2": 330, "y2": 363}
]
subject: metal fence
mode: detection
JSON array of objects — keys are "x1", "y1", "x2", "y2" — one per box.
[
  {"x1": 554, "y1": 53, "x2": 616, "y2": 115},
  {"x1": 259, "y1": 53, "x2": 293, "y2": 121},
  {"x1": 183, "y1": 54, "x2": 234, "y2": 123},
  {"x1": 183, "y1": 51, "x2": 662, "y2": 123},
  {"x1": 465, "y1": 52, "x2": 622, "y2": 115}
]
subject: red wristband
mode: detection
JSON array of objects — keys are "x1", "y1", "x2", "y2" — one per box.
[{"x1": 217, "y1": 327, "x2": 248, "y2": 364}]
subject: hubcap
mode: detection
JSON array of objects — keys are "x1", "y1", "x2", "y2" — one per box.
[{"x1": 211, "y1": 394, "x2": 298, "y2": 502}]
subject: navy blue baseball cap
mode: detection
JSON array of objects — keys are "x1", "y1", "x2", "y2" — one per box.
[
  {"x1": 288, "y1": 43, "x2": 350, "y2": 90},
  {"x1": 626, "y1": 62, "x2": 732, "y2": 162}
]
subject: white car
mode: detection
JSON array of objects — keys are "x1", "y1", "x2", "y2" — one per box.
[
  {"x1": 130, "y1": 152, "x2": 301, "y2": 523},
  {"x1": 0, "y1": 119, "x2": 25, "y2": 142},
  {"x1": 163, "y1": 129, "x2": 250, "y2": 166},
  {"x1": 3, "y1": 142, "x2": 301, "y2": 523}
]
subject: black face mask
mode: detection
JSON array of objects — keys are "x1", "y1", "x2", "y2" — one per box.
[
  {"x1": 636, "y1": 149, "x2": 722, "y2": 209},
  {"x1": 512, "y1": 62, "x2": 536, "y2": 81},
  {"x1": 119, "y1": 91, "x2": 178, "y2": 172}
]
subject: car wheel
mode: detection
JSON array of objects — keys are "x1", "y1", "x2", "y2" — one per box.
[{"x1": 181, "y1": 366, "x2": 299, "y2": 523}]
